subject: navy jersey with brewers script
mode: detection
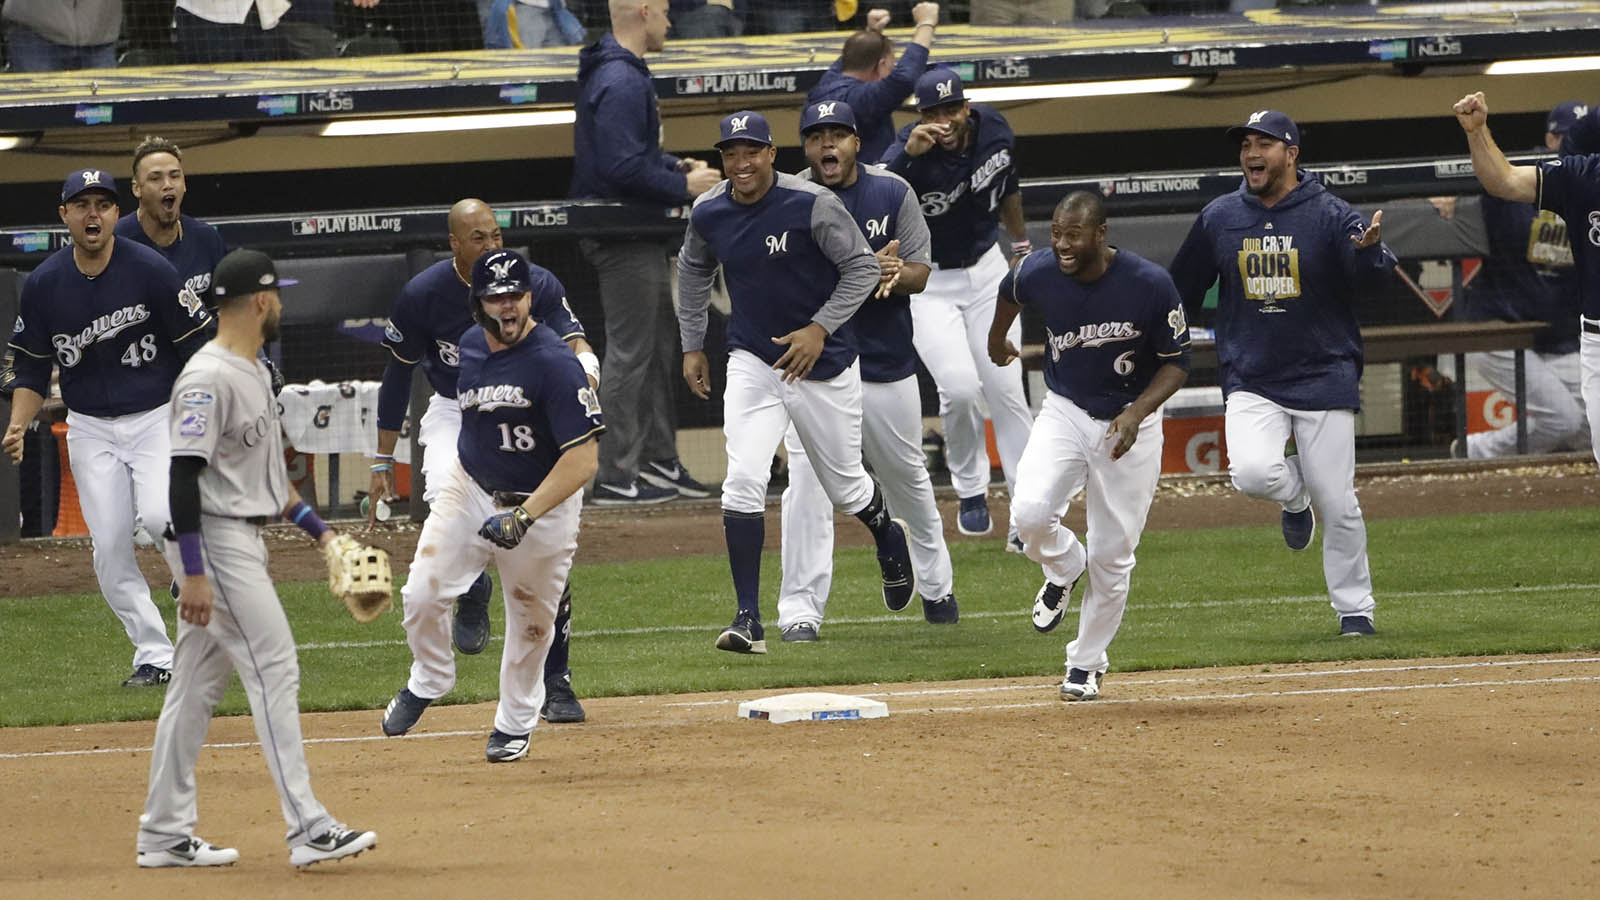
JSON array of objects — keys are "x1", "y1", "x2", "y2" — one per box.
[
  {"x1": 1536, "y1": 152, "x2": 1600, "y2": 319},
  {"x1": 383, "y1": 258, "x2": 585, "y2": 400},
  {"x1": 883, "y1": 105, "x2": 1020, "y2": 268},
  {"x1": 8, "y1": 238, "x2": 212, "y2": 417},
  {"x1": 1465, "y1": 196, "x2": 1579, "y2": 354},
  {"x1": 114, "y1": 212, "x2": 227, "y2": 301},
  {"x1": 679, "y1": 173, "x2": 877, "y2": 381},
  {"x1": 1167, "y1": 171, "x2": 1395, "y2": 411},
  {"x1": 1001, "y1": 248, "x2": 1192, "y2": 419},
  {"x1": 455, "y1": 324, "x2": 604, "y2": 494},
  {"x1": 799, "y1": 165, "x2": 931, "y2": 382}
]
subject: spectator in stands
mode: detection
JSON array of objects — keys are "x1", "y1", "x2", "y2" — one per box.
[
  {"x1": 1438, "y1": 100, "x2": 1590, "y2": 460},
  {"x1": 3, "y1": 0, "x2": 122, "y2": 71},
  {"x1": 669, "y1": 0, "x2": 741, "y2": 38},
  {"x1": 752, "y1": 0, "x2": 831, "y2": 34},
  {"x1": 173, "y1": 0, "x2": 289, "y2": 62},
  {"x1": 970, "y1": 0, "x2": 1075, "y2": 24},
  {"x1": 571, "y1": 0, "x2": 721, "y2": 504},
  {"x1": 279, "y1": 0, "x2": 384, "y2": 59},
  {"x1": 480, "y1": 0, "x2": 587, "y2": 48},
  {"x1": 807, "y1": 4, "x2": 938, "y2": 164}
]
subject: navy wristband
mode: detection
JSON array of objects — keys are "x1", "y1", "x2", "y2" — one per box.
[{"x1": 177, "y1": 532, "x2": 204, "y2": 577}]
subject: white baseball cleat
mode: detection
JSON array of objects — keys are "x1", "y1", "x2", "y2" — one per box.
[
  {"x1": 289, "y1": 824, "x2": 377, "y2": 868},
  {"x1": 1060, "y1": 668, "x2": 1102, "y2": 702},
  {"x1": 137, "y1": 837, "x2": 240, "y2": 868}
]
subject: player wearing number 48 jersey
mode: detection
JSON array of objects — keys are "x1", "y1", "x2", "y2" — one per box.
[
  {"x1": 373, "y1": 199, "x2": 594, "y2": 724},
  {"x1": 991, "y1": 192, "x2": 1190, "y2": 702},
  {"x1": 1454, "y1": 91, "x2": 1600, "y2": 471},
  {"x1": 4, "y1": 168, "x2": 212, "y2": 688},
  {"x1": 382, "y1": 249, "x2": 602, "y2": 762}
]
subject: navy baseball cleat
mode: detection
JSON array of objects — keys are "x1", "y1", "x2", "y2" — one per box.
[
  {"x1": 485, "y1": 730, "x2": 531, "y2": 763},
  {"x1": 956, "y1": 494, "x2": 992, "y2": 536},
  {"x1": 780, "y1": 622, "x2": 819, "y2": 643},
  {"x1": 540, "y1": 671, "x2": 586, "y2": 723},
  {"x1": 715, "y1": 612, "x2": 766, "y2": 654},
  {"x1": 640, "y1": 458, "x2": 715, "y2": 499},
  {"x1": 123, "y1": 664, "x2": 171, "y2": 687},
  {"x1": 1005, "y1": 530, "x2": 1024, "y2": 554},
  {"x1": 381, "y1": 687, "x2": 431, "y2": 736},
  {"x1": 289, "y1": 824, "x2": 377, "y2": 867},
  {"x1": 1339, "y1": 615, "x2": 1376, "y2": 636},
  {"x1": 922, "y1": 593, "x2": 959, "y2": 624},
  {"x1": 453, "y1": 571, "x2": 493, "y2": 655},
  {"x1": 591, "y1": 479, "x2": 677, "y2": 506},
  {"x1": 1281, "y1": 503, "x2": 1315, "y2": 551},
  {"x1": 1060, "y1": 668, "x2": 1102, "y2": 701},
  {"x1": 877, "y1": 517, "x2": 915, "y2": 611}
]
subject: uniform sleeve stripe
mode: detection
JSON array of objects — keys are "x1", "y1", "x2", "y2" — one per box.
[
  {"x1": 172, "y1": 322, "x2": 209, "y2": 343},
  {"x1": 558, "y1": 330, "x2": 585, "y2": 341},
  {"x1": 558, "y1": 425, "x2": 605, "y2": 451},
  {"x1": 1156, "y1": 350, "x2": 1186, "y2": 358},
  {"x1": 386, "y1": 346, "x2": 421, "y2": 365},
  {"x1": 7, "y1": 342, "x2": 49, "y2": 359}
]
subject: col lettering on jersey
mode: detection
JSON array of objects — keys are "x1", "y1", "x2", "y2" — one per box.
[
  {"x1": 455, "y1": 324, "x2": 603, "y2": 494},
  {"x1": 169, "y1": 344, "x2": 290, "y2": 518},
  {"x1": 1235, "y1": 234, "x2": 1302, "y2": 308}
]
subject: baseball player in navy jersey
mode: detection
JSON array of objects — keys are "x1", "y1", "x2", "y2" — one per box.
[
  {"x1": 115, "y1": 137, "x2": 228, "y2": 306},
  {"x1": 371, "y1": 199, "x2": 595, "y2": 724},
  {"x1": 380, "y1": 249, "x2": 603, "y2": 762},
  {"x1": 778, "y1": 99, "x2": 957, "y2": 640},
  {"x1": 884, "y1": 68, "x2": 1034, "y2": 547},
  {"x1": 1454, "y1": 92, "x2": 1600, "y2": 469},
  {"x1": 991, "y1": 192, "x2": 1191, "y2": 701},
  {"x1": 678, "y1": 110, "x2": 915, "y2": 654},
  {"x1": 1168, "y1": 110, "x2": 1394, "y2": 637},
  {"x1": 806, "y1": 3, "x2": 940, "y2": 165},
  {"x1": 138, "y1": 249, "x2": 377, "y2": 869},
  {"x1": 4, "y1": 169, "x2": 212, "y2": 687}
]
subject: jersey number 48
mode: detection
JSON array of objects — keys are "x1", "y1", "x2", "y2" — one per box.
[{"x1": 121, "y1": 334, "x2": 159, "y2": 368}]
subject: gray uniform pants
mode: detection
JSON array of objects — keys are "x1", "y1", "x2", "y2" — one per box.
[
  {"x1": 580, "y1": 238, "x2": 681, "y2": 484},
  {"x1": 138, "y1": 516, "x2": 333, "y2": 852}
]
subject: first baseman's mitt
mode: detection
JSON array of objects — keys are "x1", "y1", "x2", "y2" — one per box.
[{"x1": 324, "y1": 534, "x2": 393, "y2": 623}]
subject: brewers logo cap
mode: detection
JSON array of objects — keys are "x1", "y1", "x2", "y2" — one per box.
[
  {"x1": 472, "y1": 249, "x2": 533, "y2": 298},
  {"x1": 800, "y1": 99, "x2": 858, "y2": 136},
  {"x1": 60, "y1": 168, "x2": 119, "y2": 204},
  {"x1": 211, "y1": 248, "x2": 298, "y2": 300},
  {"x1": 914, "y1": 69, "x2": 965, "y2": 111},
  {"x1": 716, "y1": 110, "x2": 774, "y2": 149},
  {"x1": 1547, "y1": 100, "x2": 1589, "y2": 135},
  {"x1": 1225, "y1": 109, "x2": 1300, "y2": 147}
]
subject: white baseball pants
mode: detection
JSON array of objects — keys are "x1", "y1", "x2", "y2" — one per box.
[
  {"x1": 65, "y1": 405, "x2": 178, "y2": 671},
  {"x1": 400, "y1": 459, "x2": 580, "y2": 737},
  {"x1": 1582, "y1": 319, "x2": 1600, "y2": 468},
  {"x1": 1224, "y1": 391, "x2": 1374, "y2": 618},
  {"x1": 1009, "y1": 392, "x2": 1162, "y2": 674},
  {"x1": 912, "y1": 245, "x2": 1033, "y2": 498},
  {"x1": 720, "y1": 350, "x2": 874, "y2": 517},
  {"x1": 777, "y1": 375, "x2": 953, "y2": 628},
  {"x1": 1465, "y1": 348, "x2": 1588, "y2": 458},
  {"x1": 417, "y1": 393, "x2": 463, "y2": 505},
  {"x1": 140, "y1": 516, "x2": 334, "y2": 853}
]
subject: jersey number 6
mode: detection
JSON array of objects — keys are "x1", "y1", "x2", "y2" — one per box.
[{"x1": 121, "y1": 334, "x2": 159, "y2": 368}]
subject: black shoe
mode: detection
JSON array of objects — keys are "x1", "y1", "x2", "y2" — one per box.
[
  {"x1": 540, "y1": 672, "x2": 586, "y2": 723},
  {"x1": 640, "y1": 458, "x2": 715, "y2": 499},
  {"x1": 715, "y1": 612, "x2": 767, "y2": 654},
  {"x1": 122, "y1": 664, "x2": 171, "y2": 687},
  {"x1": 877, "y1": 518, "x2": 915, "y2": 611},
  {"x1": 381, "y1": 687, "x2": 431, "y2": 736},
  {"x1": 780, "y1": 623, "x2": 819, "y2": 643},
  {"x1": 486, "y1": 729, "x2": 530, "y2": 763},
  {"x1": 1282, "y1": 504, "x2": 1316, "y2": 551},
  {"x1": 1339, "y1": 615, "x2": 1376, "y2": 636},
  {"x1": 453, "y1": 571, "x2": 492, "y2": 655},
  {"x1": 922, "y1": 593, "x2": 959, "y2": 624}
]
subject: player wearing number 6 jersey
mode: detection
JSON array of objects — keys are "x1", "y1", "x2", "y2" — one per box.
[
  {"x1": 1168, "y1": 110, "x2": 1394, "y2": 637},
  {"x1": 4, "y1": 168, "x2": 212, "y2": 687},
  {"x1": 992, "y1": 192, "x2": 1190, "y2": 701},
  {"x1": 381, "y1": 249, "x2": 602, "y2": 762}
]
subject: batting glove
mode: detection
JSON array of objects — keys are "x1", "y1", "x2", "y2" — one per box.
[{"x1": 480, "y1": 506, "x2": 535, "y2": 549}]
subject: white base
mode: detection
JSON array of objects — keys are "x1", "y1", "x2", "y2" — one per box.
[{"x1": 737, "y1": 692, "x2": 889, "y2": 724}]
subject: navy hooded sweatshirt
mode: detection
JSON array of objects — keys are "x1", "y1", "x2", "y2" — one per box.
[
  {"x1": 570, "y1": 34, "x2": 689, "y2": 204},
  {"x1": 1168, "y1": 170, "x2": 1397, "y2": 412}
]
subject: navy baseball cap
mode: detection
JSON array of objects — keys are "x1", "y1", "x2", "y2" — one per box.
[
  {"x1": 1547, "y1": 100, "x2": 1589, "y2": 135},
  {"x1": 800, "y1": 99, "x2": 858, "y2": 135},
  {"x1": 1561, "y1": 104, "x2": 1600, "y2": 155},
  {"x1": 1226, "y1": 109, "x2": 1300, "y2": 147},
  {"x1": 914, "y1": 68, "x2": 965, "y2": 111},
  {"x1": 60, "y1": 168, "x2": 118, "y2": 203},
  {"x1": 471, "y1": 249, "x2": 533, "y2": 298},
  {"x1": 211, "y1": 248, "x2": 298, "y2": 301},
  {"x1": 715, "y1": 111, "x2": 774, "y2": 149}
]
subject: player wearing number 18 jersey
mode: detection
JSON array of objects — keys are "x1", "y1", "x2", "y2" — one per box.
[{"x1": 5, "y1": 168, "x2": 212, "y2": 687}]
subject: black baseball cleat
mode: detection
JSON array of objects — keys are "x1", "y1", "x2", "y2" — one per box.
[
  {"x1": 381, "y1": 687, "x2": 431, "y2": 736},
  {"x1": 715, "y1": 612, "x2": 766, "y2": 654},
  {"x1": 1339, "y1": 615, "x2": 1377, "y2": 636},
  {"x1": 453, "y1": 571, "x2": 493, "y2": 655},
  {"x1": 877, "y1": 517, "x2": 915, "y2": 611},
  {"x1": 540, "y1": 672, "x2": 586, "y2": 723},
  {"x1": 922, "y1": 593, "x2": 959, "y2": 624},
  {"x1": 123, "y1": 664, "x2": 171, "y2": 687},
  {"x1": 1282, "y1": 504, "x2": 1316, "y2": 551},
  {"x1": 485, "y1": 729, "x2": 531, "y2": 763}
]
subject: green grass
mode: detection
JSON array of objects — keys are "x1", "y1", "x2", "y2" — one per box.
[{"x1": 3, "y1": 506, "x2": 1598, "y2": 727}]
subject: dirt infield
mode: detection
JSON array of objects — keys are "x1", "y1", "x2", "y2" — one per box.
[{"x1": 3, "y1": 655, "x2": 1597, "y2": 899}]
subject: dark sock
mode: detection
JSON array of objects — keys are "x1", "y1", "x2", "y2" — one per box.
[
  {"x1": 543, "y1": 581, "x2": 573, "y2": 679},
  {"x1": 723, "y1": 510, "x2": 765, "y2": 619},
  {"x1": 852, "y1": 484, "x2": 895, "y2": 545}
]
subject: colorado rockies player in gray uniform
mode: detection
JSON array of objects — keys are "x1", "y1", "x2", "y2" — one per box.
[{"x1": 137, "y1": 249, "x2": 377, "y2": 869}]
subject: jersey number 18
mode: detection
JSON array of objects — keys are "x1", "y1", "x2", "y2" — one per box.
[{"x1": 498, "y1": 423, "x2": 537, "y2": 452}]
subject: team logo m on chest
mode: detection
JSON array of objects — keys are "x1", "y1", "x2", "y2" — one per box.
[
  {"x1": 865, "y1": 215, "x2": 890, "y2": 240},
  {"x1": 765, "y1": 231, "x2": 789, "y2": 255}
]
